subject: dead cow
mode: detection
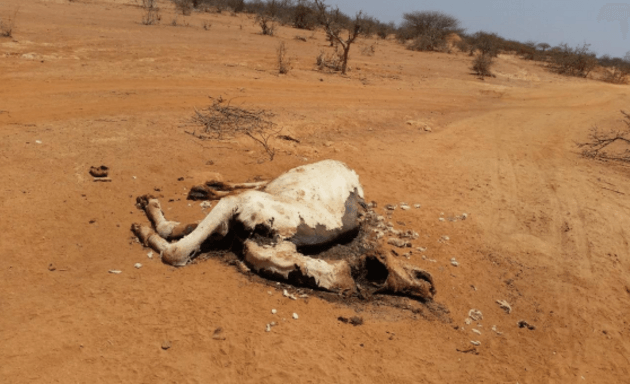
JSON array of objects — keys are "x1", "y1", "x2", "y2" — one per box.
[{"x1": 132, "y1": 160, "x2": 435, "y2": 299}]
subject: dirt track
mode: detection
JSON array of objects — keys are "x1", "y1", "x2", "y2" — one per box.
[{"x1": 2, "y1": 1, "x2": 630, "y2": 383}]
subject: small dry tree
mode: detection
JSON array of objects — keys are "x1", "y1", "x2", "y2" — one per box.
[
  {"x1": 0, "y1": 7, "x2": 19, "y2": 37},
  {"x1": 255, "y1": 11, "x2": 275, "y2": 35},
  {"x1": 277, "y1": 41, "x2": 291, "y2": 74},
  {"x1": 578, "y1": 111, "x2": 630, "y2": 162},
  {"x1": 472, "y1": 53, "x2": 494, "y2": 77},
  {"x1": 313, "y1": 0, "x2": 364, "y2": 75},
  {"x1": 140, "y1": 0, "x2": 161, "y2": 25},
  {"x1": 190, "y1": 97, "x2": 281, "y2": 160}
]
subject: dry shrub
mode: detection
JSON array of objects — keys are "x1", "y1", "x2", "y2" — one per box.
[
  {"x1": 255, "y1": 12, "x2": 275, "y2": 35},
  {"x1": 173, "y1": 0, "x2": 194, "y2": 15},
  {"x1": 141, "y1": 0, "x2": 161, "y2": 25},
  {"x1": 407, "y1": 33, "x2": 449, "y2": 53},
  {"x1": 578, "y1": 111, "x2": 630, "y2": 162},
  {"x1": 1, "y1": 7, "x2": 19, "y2": 36},
  {"x1": 396, "y1": 11, "x2": 461, "y2": 52},
  {"x1": 360, "y1": 44, "x2": 375, "y2": 56},
  {"x1": 550, "y1": 43, "x2": 597, "y2": 78},
  {"x1": 472, "y1": 53, "x2": 494, "y2": 77},
  {"x1": 599, "y1": 56, "x2": 630, "y2": 84},
  {"x1": 316, "y1": 49, "x2": 343, "y2": 71},
  {"x1": 603, "y1": 67, "x2": 630, "y2": 84},
  {"x1": 469, "y1": 31, "x2": 500, "y2": 57},
  {"x1": 277, "y1": 41, "x2": 291, "y2": 74},
  {"x1": 190, "y1": 97, "x2": 281, "y2": 160},
  {"x1": 202, "y1": 20, "x2": 212, "y2": 30}
]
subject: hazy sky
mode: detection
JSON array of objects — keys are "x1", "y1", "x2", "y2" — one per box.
[{"x1": 328, "y1": 0, "x2": 629, "y2": 58}]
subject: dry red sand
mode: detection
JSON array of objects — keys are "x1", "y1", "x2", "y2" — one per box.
[{"x1": 2, "y1": 1, "x2": 630, "y2": 383}]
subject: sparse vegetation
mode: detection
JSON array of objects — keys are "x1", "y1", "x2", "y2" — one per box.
[
  {"x1": 599, "y1": 55, "x2": 630, "y2": 84},
  {"x1": 277, "y1": 41, "x2": 291, "y2": 74},
  {"x1": 472, "y1": 53, "x2": 494, "y2": 77},
  {"x1": 360, "y1": 44, "x2": 375, "y2": 56},
  {"x1": 316, "y1": 48, "x2": 343, "y2": 71},
  {"x1": 550, "y1": 43, "x2": 597, "y2": 78},
  {"x1": 190, "y1": 97, "x2": 281, "y2": 160},
  {"x1": 313, "y1": 0, "x2": 364, "y2": 75},
  {"x1": 578, "y1": 111, "x2": 630, "y2": 162},
  {"x1": 396, "y1": 11, "x2": 461, "y2": 52},
  {"x1": 293, "y1": 0, "x2": 317, "y2": 30},
  {"x1": 469, "y1": 31, "x2": 500, "y2": 57},
  {"x1": 173, "y1": 0, "x2": 194, "y2": 15},
  {"x1": 255, "y1": 11, "x2": 276, "y2": 35},
  {"x1": 140, "y1": 0, "x2": 161, "y2": 25},
  {"x1": 0, "y1": 8, "x2": 19, "y2": 37}
]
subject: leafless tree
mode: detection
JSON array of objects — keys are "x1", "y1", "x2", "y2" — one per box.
[{"x1": 313, "y1": 0, "x2": 364, "y2": 75}]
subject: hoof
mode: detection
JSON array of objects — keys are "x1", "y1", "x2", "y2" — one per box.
[{"x1": 135, "y1": 195, "x2": 155, "y2": 210}]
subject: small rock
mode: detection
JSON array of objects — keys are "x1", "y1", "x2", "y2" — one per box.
[
  {"x1": 414, "y1": 204, "x2": 421, "y2": 209},
  {"x1": 462, "y1": 213, "x2": 468, "y2": 219},
  {"x1": 48, "y1": 263, "x2": 56, "y2": 271},
  {"x1": 470, "y1": 340, "x2": 481, "y2": 346},
  {"x1": 450, "y1": 258, "x2": 459, "y2": 267},
  {"x1": 385, "y1": 204, "x2": 397, "y2": 211},
  {"x1": 439, "y1": 217, "x2": 445, "y2": 222},
  {"x1": 147, "y1": 251, "x2": 153, "y2": 259},
  {"x1": 265, "y1": 324, "x2": 271, "y2": 332},
  {"x1": 292, "y1": 313, "x2": 299, "y2": 320},
  {"x1": 338, "y1": 316, "x2": 364, "y2": 326},
  {"x1": 200, "y1": 201, "x2": 212, "y2": 209},
  {"x1": 89, "y1": 165, "x2": 109, "y2": 178},
  {"x1": 212, "y1": 327, "x2": 226, "y2": 340},
  {"x1": 134, "y1": 263, "x2": 142, "y2": 269},
  {"x1": 518, "y1": 320, "x2": 536, "y2": 330},
  {"x1": 161, "y1": 340, "x2": 171, "y2": 350},
  {"x1": 108, "y1": 270, "x2": 122, "y2": 274},
  {"x1": 416, "y1": 247, "x2": 427, "y2": 252},
  {"x1": 35, "y1": 140, "x2": 42, "y2": 144},
  {"x1": 492, "y1": 325, "x2": 503, "y2": 335},
  {"x1": 472, "y1": 329, "x2": 481, "y2": 335},
  {"x1": 271, "y1": 309, "x2": 277, "y2": 314}
]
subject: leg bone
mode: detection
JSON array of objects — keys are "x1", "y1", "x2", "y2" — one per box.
[{"x1": 244, "y1": 240, "x2": 356, "y2": 293}]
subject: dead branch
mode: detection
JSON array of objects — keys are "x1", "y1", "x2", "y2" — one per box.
[
  {"x1": 190, "y1": 97, "x2": 280, "y2": 160},
  {"x1": 577, "y1": 110, "x2": 630, "y2": 162}
]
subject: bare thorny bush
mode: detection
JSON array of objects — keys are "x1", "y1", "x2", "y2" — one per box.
[
  {"x1": 277, "y1": 41, "x2": 291, "y2": 74},
  {"x1": 139, "y1": 0, "x2": 161, "y2": 25},
  {"x1": 255, "y1": 11, "x2": 275, "y2": 35},
  {"x1": 189, "y1": 97, "x2": 281, "y2": 160},
  {"x1": 472, "y1": 53, "x2": 494, "y2": 78},
  {"x1": 578, "y1": 111, "x2": 630, "y2": 162},
  {"x1": 0, "y1": 8, "x2": 19, "y2": 37}
]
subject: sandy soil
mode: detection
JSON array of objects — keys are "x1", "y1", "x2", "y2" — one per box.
[{"x1": 2, "y1": 1, "x2": 630, "y2": 383}]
